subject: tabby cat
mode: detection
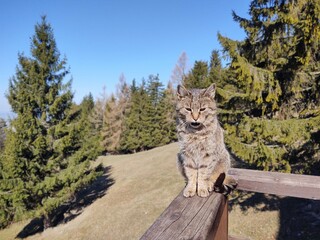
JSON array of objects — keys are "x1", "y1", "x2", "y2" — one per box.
[{"x1": 176, "y1": 84, "x2": 237, "y2": 197}]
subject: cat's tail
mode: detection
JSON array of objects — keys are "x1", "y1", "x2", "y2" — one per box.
[{"x1": 213, "y1": 172, "x2": 237, "y2": 196}]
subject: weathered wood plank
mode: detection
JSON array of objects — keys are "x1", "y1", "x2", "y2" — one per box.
[
  {"x1": 140, "y1": 191, "x2": 227, "y2": 240},
  {"x1": 228, "y1": 168, "x2": 320, "y2": 200},
  {"x1": 209, "y1": 197, "x2": 228, "y2": 240}
]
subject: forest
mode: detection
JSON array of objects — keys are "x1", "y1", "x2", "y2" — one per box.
[{"x1": 0, "y1": 0, "x2": 319, "y2": 230}]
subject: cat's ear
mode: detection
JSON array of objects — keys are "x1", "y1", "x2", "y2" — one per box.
[
  {"x1": 177, "y1": 85, "x2": 191, "y2": 98},
  {"x1": 203, "y1": 84, "x2": 216, "y2": 99}
]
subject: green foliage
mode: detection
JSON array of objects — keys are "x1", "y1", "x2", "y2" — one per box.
[
  {"x1": 0, "y1": 16, "x2": 101, "y2": 228},
  {"x1": 183, "y1": 50, "x2": 225, "y2": 89},
  {"x1": 119, "y1": 75, "x2": 176, "y2": 153},
  {"x1": 218, "y1": 0, "x2": 320, "y2": 172},
  {"x1": 0, "y1": 119, "x2": 6, "y2": 152},
  {"x1": 183, "y1": 61, "x2": 210, "y2": 89}
]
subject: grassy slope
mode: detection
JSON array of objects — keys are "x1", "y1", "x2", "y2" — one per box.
[{"x1": 0, "y1": 143, "x2": 279, "y2": 240}]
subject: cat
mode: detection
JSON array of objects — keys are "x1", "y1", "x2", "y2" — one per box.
[{"x1": 176, "y1": 83, "x2": 237, "y2": 198}]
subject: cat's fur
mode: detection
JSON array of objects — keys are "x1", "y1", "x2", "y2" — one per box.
[{"x1": 176, "y1": 84, "x2": 237, "y2": 198}]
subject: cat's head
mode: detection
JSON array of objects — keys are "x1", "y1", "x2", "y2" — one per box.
[{"x1": 176, "y1": 84, "x2": 217, "y2": 130}]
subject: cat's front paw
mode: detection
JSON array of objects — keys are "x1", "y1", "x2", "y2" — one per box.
[
  {"x1": 183, "y1": 185, "x2": 196, "y2": 197},
  {"x1": 197, "y1": 187, "x2": 210, "y2": 198}
]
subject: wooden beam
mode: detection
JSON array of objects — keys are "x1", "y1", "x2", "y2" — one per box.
[
  {"x1": 228, "y1": 168, "x2": 320, "y2": 200},
  {"x1": 210, "y1": 197, "x2": 228, "y2": 240},
  {"x1": 140, "y1": 191, "x2": 228, "y2": 240}
]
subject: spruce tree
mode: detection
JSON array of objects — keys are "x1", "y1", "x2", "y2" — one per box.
[
  {"x1": 120, "y1": 80, "x2": 147, "y2": 152},
  {"x1": 183, "y1": 61, "x2": 210, "y2": 89},
  {"x1": 1, "y1": 16, "x2": 100, "y2": 227},
  {"x1": 208, "y1": 50, "x2": 224, "y2": 86},
  {"x1": 160, "y1": 82, "x2": 178, "y2": 143},
  {"x1": 89, "y1": 86, "x2": 107, "y2": 132},
  {"x1": 119, "y1": 75, "x2": 174, "y2": 153},
  {"x1": 217, "y1": 0, "x2": 320, "y2": 172},
  {"x1": 77, "y1": 94, "x2": 103, "y2": 161},
  {"x1": 143, "y1": 74, "x2": 165, "y2": 148},
  {"x1": 0, "y1": 119, "x2": 6, "y2": 152}
]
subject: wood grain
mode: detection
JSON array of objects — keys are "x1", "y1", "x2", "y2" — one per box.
[{"x1": 140, "y1": 191, "x2": 227, "y2": 240}]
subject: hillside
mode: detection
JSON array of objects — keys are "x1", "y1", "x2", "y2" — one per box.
[{"x1": 0, "y1": 143, "x2": 280, "y2": 240}]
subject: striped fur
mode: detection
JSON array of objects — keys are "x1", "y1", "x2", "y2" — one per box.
[{"x1": 176, "y1": 84, "x2": 237, "y2": 197}]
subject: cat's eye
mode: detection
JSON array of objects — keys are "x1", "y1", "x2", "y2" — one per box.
[
  {"x1": 185, "y1": 108, "x2": 192, "y2": 112},
  {"x1": 200, "y1": 108, "x2": 206, "y2": 111}
]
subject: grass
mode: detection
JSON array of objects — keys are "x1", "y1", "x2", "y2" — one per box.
[{"x1": 0, "y1": 143, "x2": 282, "y2": 240}]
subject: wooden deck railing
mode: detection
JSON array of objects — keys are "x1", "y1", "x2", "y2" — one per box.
[{"x1": 140, "y1": 168, "x2": 320, "y2": 240}]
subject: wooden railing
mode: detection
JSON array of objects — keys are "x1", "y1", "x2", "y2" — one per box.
[{"x1": 140, "y1": 168, "x2": 320, "y2": 240}]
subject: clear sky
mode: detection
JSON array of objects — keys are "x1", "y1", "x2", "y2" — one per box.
[{"x1": 0, "y1": 0, "x2": 251, "y2": 118}]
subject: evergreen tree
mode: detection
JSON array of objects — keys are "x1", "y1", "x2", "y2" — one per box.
[
  {"x1": 77, "y1": 94, "x2": 103, "y2": 161},
  {"x1": 0, "y1": 118, "x2": 6, "y2": 152},
  {"x1": 119, "y1": 75, "x2": 175, "y2": 153},
  {"x1": 120, "y1": 80, "x2": 147, "y2": 152},
  {"x1": 89, "y1": 86, "x2": 107, "y2": 132},
  {"x1": 161, "y1": 82, "x2": 178, "y2": 143},
  {"x1": 143, "y1": 74, "x2": 166, "y2": 148},
  {"x1": 0, "y1": 118, "x2": 7, "y2": 227},
  {"x1": 208, "y1": 50, "x2": 224, "y2": 85},
  {"x1": 217, "y1": 0, "x2": 320, "y2": 172},
  {"x1": 0, "y1": 16, "x2": 100, "y2": 227},
  {"x1": 183, "y1": 61, "x2": 210, "y2": 88},
  {"x1": 182, "y1": 50, "x2": 225, "y2": 89}
]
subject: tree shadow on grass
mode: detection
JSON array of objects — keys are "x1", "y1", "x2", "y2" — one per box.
[
  {"x1": 16, "y1": 165, "x2": 114, "y2": 239},
  {"x1": 229, "y1": 191, "x2": 280, "y2": 213},
  {"x1": 229, "y1": 191, "x2": 320, "y2": 240},
  {"x1": 277, "y1": 197, "x2": 320, "y2": 240}
]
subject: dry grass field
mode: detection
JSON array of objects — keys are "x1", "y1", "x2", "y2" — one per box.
[{"x1": 0, "y1": 143, "x2": 310, "y2": 240}]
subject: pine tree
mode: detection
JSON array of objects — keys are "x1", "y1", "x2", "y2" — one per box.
[
  {"x1": 120, "y1": 80, "x2": 147, "y2": 152},
  {"x1": 89, "y1": 86, "x2": 107, "y2": 132},
  {"x1": 119, "y1": 75, "x2": 174, "y2": 153},
  {"x1": 208, "y1": 50, "x2": 224, "y2": 85},
  {"x1": 183, "y1": 61, "x2": 210, "y2": 89},
  {"x1": 143, "y1": 74, "x2": 166, "y2": 148},
  {"x1": 217, "y1": 0, "x2": 320, "y2": 172},
  {"x1": 0, "y1": 119, "x2": 8, "y2": 227},
  {"x1": 77, "y1": 94, "x2": 103, "y2": 161},
  {"x1": 0, "y1": 16, "x2": 100, "y2": 227},
  {"x1": 0, "y1": 118, "x2": 6, "y2": 152},
  {"x1": 160, "y1": 82, "x2": 178, "y2": 143}
]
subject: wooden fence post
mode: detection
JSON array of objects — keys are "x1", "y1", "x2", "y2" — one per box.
[
  {"x1": 140, "y1": 191, "x2": 228, "y2": 240},
  {"x1": 209, "y1": 196, "x2": 228, "y2": 240}
]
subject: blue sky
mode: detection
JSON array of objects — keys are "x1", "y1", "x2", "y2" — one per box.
[{"x1": 0, "y1": 0, "x2": 250, "y2": 118}]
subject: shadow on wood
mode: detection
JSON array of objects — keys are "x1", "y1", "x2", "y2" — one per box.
[{"x1": 140, "y1": 191, "x2": 228, "y2": 240}]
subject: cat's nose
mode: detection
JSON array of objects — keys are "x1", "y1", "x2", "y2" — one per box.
[{"x1": 192, "y1": 112, "x2": 199, "y2": 121}]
